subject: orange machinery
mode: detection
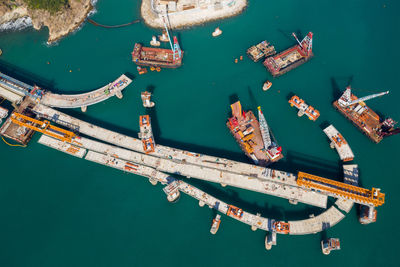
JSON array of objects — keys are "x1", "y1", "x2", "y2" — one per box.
[
  {"x1": 297, "y1": 172, "x2": 385, "y2": 207},
  {"x1": 10, "y1": 112, "x2": 76, "y2": 143}
]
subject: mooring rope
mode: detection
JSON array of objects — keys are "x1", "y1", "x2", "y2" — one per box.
[
  {"x1": 87, "y1": 18, "x2": 140, "y2": 28},
  {"x1": 1, "y1": 136, "x2": 26, "y2": 147}
]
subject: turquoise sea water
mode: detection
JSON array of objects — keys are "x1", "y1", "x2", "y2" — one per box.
[{"x1": 0, "y1": 0, "x2": 399, "y2": 266}]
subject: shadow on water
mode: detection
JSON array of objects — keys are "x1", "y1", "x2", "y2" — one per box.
[
  {"x1": 319, "y1": 120, "x2": 331, "y2": 130},
  {"x1": 182, "y1": 177, "x2": 325, "y2": 221},
  {"x1": 247, "y1": 86, "x2": 259, "y2": 109},
  {"x1": 278, "y1": 29, "x2": 297, "y2": 43},
  {"x1": 274, "y1": 150, "x2": 342, "y2": 180},
  {"x1": 147, "y1": 103, "x2": 161, "y2": 138},
  {"x1": 286, "y1": 91, "x2": 296, "y2": 101},
  {"x1": 0, "y1": 60, "x2": 56, "y2": 90},
  {"x1": 331, "y1": 77, "x2": 343, "y2": 101}
]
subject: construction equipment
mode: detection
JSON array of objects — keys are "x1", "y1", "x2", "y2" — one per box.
[
  {"x1": 338, "y1": 86, "x2": 389, "y2": 107},
  {"x1": 258, "y1": 106, "x2": 272, "y2": 148},
  {"x1": 10, "y1": 112, "x2": 76, "y2": 143},
  {"x1": 296, "y1": 171, "x2": 385, "y2": 207},
  {"x1": 292, "y1": 32, "x2": 313, "y2": 57}
]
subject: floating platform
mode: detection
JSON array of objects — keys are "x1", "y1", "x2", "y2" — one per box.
[
  {"x1": 132, "y1": 41, "x2": 183, "y2": 68},
  {"x1": 0, "y1": 99, "x2": 36, "y2": 145},
  {"x1": 323, "y1": 125, "x2": 354, "y2": 162},
  {"x1": 333, "y1": 88, "x2": 400, "y2": 143},
  {"x1": 264, "y1": 32, "x2": 313, "y2": 77},
  {"x1": 289, "y1": 95, "x2": 320, "y2": 121},
  {"x1": 227, "y1": 101, "x2": 282, "y2": 166},
  {"x1": 247, "y1": 41, "x2": 276, "y2": 62}
]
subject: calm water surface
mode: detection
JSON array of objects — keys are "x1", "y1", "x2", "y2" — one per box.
[{"x1": 0, "y1": 0, "x2": 399, "y2": 266}]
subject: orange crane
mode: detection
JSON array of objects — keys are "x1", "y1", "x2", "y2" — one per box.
[
  {"x1": 10, "y1": 112, "x2": 76, "y2": 143},
  {"x1": 297, "y1": 172, "x2": 385, "y2": 207}
]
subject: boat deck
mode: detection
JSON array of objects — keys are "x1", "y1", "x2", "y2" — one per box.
[{"x1": 333, "y1": 100, "x2": 382, "y2": 143}]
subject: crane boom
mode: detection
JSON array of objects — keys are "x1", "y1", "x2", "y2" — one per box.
[
  {"x1": 257, "y1": 106, "x2": 272, "y2": 148},
  {"x1": 344, "y1": 91, "x2": 389, "y2": 106}
]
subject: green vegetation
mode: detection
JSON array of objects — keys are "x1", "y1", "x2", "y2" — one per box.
[{"x1": 24, "y1": 0, "x2": 68, "y2": 13}]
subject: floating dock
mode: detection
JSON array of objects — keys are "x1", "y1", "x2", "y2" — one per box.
[
  {"x1": 264, "y1": 32, "x2": 313, "y2": 77},
  {"x1": 323, "y1": 125, "x2": 354, "y2": 162},
  {"x1": 333, "y1": 86, "x2": 399, "y2": 143}
]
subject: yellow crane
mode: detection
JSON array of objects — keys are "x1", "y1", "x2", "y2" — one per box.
[{"x1": 10, "y1": 112, "x2": 76, "y2": 143}]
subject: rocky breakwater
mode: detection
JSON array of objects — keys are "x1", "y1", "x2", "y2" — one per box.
[{"x1": 0, "y1": 0, "x2": 93, "y2": 43}]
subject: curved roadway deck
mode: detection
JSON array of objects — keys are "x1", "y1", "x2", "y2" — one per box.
[{"x1": 40, "y1": 75, "x2": 132, "y2": 108}]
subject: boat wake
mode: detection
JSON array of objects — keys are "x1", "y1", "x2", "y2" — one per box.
[{"x1": 0, "y1": 16, "x2": 33, "y2": 32}]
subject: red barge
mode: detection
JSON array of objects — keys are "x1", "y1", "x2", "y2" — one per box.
[
  {"x1": 333, "y1": 86, "x2": 399, "y2": 143},
  {"x1": 264, "y1": 32, "x2": 313, "y2": 77},
  {"x1": 131, "y1": 36, "x2": 183, "y2": 68}
]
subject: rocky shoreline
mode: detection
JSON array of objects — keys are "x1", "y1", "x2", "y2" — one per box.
[
  {"x1": 141, "y1": 0, "x2": 247, "y2": 29},
  {"x1": 0, "y1": 0, "x2": 94, "y2": 44}
]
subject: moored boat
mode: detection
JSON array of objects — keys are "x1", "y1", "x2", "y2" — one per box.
[
  {"x1": 210, "y1": 214, "x2": 221, "y2": 234},
  {"x1": 263, "y1": 81, "x2": 272, "y2": 91},
  {"x1": 212, "y1": 27, "x2": 222, "y2": 37},
  {"x1": 321, "y1": 238, "x2": 341, "y2": 255}
]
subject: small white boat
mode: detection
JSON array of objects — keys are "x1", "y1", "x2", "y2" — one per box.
[
  {"x1": 212, "y1": 27, "x2": 222, "y2": 37},
  {"x1": 263, "y1": 81, "x2": 272, "y2": 91},
  {"x1": 150, "y1": 36, "x2": 160, "y2": 47},
  {"x1": 159, "y1": 30, "x2": 169, "y2": 42}
]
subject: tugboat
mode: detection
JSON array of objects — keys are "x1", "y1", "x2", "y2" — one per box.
[
  {"x1": 265, "y1": 231, "x2": 277, "y2": 250},
  {"x1": 210, "y1": 214, "x2": 221, "y2": 234},
  {"x1": 137, "y1": 66, "x2": 147, "y2": 75},
  {"x1": 263, "y1": 81, "x2": 272, "y2": 91},
  {"x1": 359, "y1": 205, "x2": 377, "y2": 224},
  {"x1": 212, "y1": 27, "x2": 222, "y2": 37},
  {"x1": 321, "y1": 238, "x2": 341, "y2": 255},
  {"x1": 159, "y1": 30, "x2": 169, "y2": 42},
  {"x1": 226, "y1": 205, "x2": 243, "y2": 219},
  {"x1": 141, "y1": 91, "x2": 155, "y2": 108},
  {"x1": 163, "y1": 180, "x2": 180, "y2": 203},
  {"x1": 272, "y1": 221, "x2": 290, "y2": 234}
]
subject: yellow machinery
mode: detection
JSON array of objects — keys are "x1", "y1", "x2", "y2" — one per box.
[
  {"x1": 297, "y1": 171, "x2": 385, "y2": 207},
  {"x1": 10, "y1": 112, "x2": 76, "y2": 143}
]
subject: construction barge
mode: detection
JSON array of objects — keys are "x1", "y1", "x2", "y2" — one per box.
[
  {"x1": 227, "y1": 101, "x2": 283, "y2": 166},
  {"x1": 247, "y1": 41, "x2": 276, "y2": 62},
  {"x1": 131, "y1": 36, "x2": 183, "y2": 68},
  {"x1": 333, "y1": 86, "x2": 399, "y2": 143},
  {"x1": 264, "y1": 32, "x2": 313, "y2": 77}
]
